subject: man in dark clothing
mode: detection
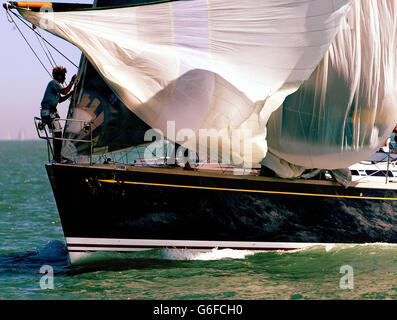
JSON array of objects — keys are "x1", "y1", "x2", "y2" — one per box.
[{"x1": 40, "y1": 66, "x2": 76, "y2": 163}]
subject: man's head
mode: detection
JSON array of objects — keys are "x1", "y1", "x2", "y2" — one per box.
[{"x1": 52, "y1": 66, "x2": 67, "y2": 83}]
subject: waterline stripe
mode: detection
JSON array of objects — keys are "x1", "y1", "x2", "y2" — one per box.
[
  {"x1": 98, "y1": 179, "x2": 397, "y2": 201},
  {"x1": 65, "y1": 237, "x2": 320, "y2": 251}
]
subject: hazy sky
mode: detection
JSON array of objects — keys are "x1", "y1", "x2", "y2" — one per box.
[{"x1": 0, "y1": 0, "x2": 93, "y2": 140}]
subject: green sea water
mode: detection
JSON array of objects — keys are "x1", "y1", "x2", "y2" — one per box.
[{"x1": 1, "y1": 141, "x2": 397, "y2": 300}]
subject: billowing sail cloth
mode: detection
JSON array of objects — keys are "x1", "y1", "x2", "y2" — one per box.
[
  {"x1": 263, "y1": 0, "x2": 397, "y2": 177},
  {"x1": 16, "y1": 0, "x2": 353, "y2": 168}
]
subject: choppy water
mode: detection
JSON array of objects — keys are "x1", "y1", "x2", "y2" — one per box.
[{"x1": 1, "y1": 141, "x2": 397, "y2": 300}]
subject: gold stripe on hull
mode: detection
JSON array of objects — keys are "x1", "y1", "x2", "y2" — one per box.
[{"x1": 98, "y1": 179, "x2": 397, "y2": 201}]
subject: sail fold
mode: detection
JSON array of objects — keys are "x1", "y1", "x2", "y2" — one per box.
[
  {"x1": 264, "y1": 0, "x2": 397, "y2": 176},
  {"x1": 17, "y1": 0, "x2": 352, "y2": 167}
]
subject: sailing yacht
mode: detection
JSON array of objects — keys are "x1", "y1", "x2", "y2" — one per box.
[
  {"x1": 18, "y1": 130, "x2": 25, "y2": 141},
  {"x1": 4, "y1": 0, "x2": 397, "y2": 263}
]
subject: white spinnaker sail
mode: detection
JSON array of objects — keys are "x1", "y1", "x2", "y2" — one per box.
[
  {"x1": 263, "y1": 0, "x2": 397, "y2": 177},
  {"x1": 18, "y1": 0, "x2": 352, "y2": 168}
]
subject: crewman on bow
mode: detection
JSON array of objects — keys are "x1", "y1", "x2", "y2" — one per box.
[{"x1": 40, "y1": 66, "x2": 76, "y2": 163}]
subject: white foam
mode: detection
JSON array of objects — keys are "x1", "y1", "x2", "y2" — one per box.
[
  {"x1": 70, "y1": 242, "x2": 397, "y2": 264},
  {"x1": 280, "y1": 243, "x2": 397, "y2": 254},
  {"x1": 160, "y1": 248, "x2": 257, "y2": 261}
]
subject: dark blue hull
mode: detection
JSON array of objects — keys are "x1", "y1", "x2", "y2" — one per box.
[{"x1": 45, "y1": 163, "x2": 397, "y2": 262}]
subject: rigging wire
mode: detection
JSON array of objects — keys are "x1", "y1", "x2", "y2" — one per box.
[
  {"x1": 7, "y1": 8, "x2": 78, "y2": 68},
  {"x1": 6, "y1": 8, "x2": 52, "y2": 78},
  {"x1": 39, "y1": 28, "x2": 58, "y2": 67},
  {"x1": 33, "y1": 27, "x2": 56, "y2": 69},
  {"x1": 35, "y1": 27, "x2": 57, "y2": 68}
]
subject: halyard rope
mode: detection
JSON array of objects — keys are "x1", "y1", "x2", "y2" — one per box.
[
  {"x1": 6, "y1": 8, "x2": 52, "y2": 77},
  {"x1": 34, "y1": 27, "x2": 57, "y2": 69},
  {"x1": 6, "y1": 7, "x2": 78, "y2": 72}
]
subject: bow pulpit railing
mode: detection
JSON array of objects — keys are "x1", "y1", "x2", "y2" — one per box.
[{"x1": 34, "y1": 116, "x2": 93, "y2": 165}]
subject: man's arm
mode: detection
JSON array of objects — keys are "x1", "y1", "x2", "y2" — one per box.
[
  {"x1": 60, "y1": 75, "x2": 76, "y2": 95},
  {"x1": 59, "y1": 90, "x2": 74, "y2": 103}
]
